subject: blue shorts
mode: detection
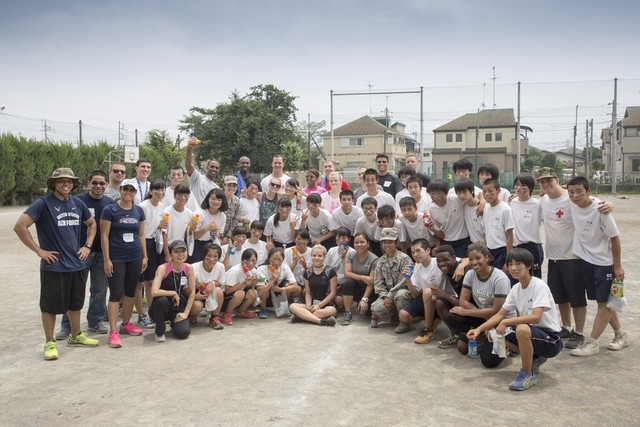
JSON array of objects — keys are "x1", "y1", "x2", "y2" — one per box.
[
  {"x1": 547, "y1": 259, "x2": 586, "y2": 307},
  {"x1": 402, "y1": 295, "x2": 424, "y2": 318},
  {"x1": 442, "y1": 236, "x2": 472, "y2": 259},
  {"x1": 580, "y1": 260, "x2": 614, "y2": 303},
  {"x1": 505, "y1": 325, "x2": 563, "y2": 358},
  {"x1": 489, "y1": 247, "x2": 507, "y2": 270}
]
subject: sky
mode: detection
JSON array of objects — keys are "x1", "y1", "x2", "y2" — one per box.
[{"x1": 1, "y1": 0, "x2": 639, "y2": 151}]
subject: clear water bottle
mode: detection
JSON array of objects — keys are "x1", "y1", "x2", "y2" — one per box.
[{"x1": 467, "y1": 339, "x2": 478, "y2": 358}]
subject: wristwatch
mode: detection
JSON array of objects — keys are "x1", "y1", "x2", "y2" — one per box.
[
  {"x1": 84, "y1": 243, "x2": 92, "y2": 249},
  {"x1": 361, "y1": 297, "x2": 369, "y2": 303}
]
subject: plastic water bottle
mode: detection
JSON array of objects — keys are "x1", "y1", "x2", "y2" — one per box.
[
  {"x1": 467, "y1": 339, "x2": 479, "y2": 358},
  {"x1": 229, "y1": 243, "x2": 237, "y2": 256},
  {"x1": 339, "y1": 242, "x2": 348, "y2": 256},
  {"x1": 159, "y1": 213, "x2": 169, "y2": 229}
]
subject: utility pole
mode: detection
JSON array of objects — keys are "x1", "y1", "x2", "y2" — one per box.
[
  {"x1": 589, "y1": 119, "x2": 594, "y2": 177},
  {"x1": 475, "y1": 108, "x2": 479, "y2": 173},
  {"x1": 516, "y1": 82, "x2": 521, "y2": 175},
  {"x1": 78, "y1": 120, "x2": 83, "y2": 146},
  {"x1": 43, "y1": 120, "x2": 51, "y2": 143},
  {"x1": 330, "y1": 90, "x2": 334, "y2": 162},
  {"x1": 307, "y1": 113, "x2": 311, "y2": 169},
  {"x1": 135, "y1": 129, "x2": 139, "y2": 147},
  {"x1": 492, "y1": 66, "x2": 497, "y2": 108},
  {"x1": 118, "y1": 121, "x2": 126, "y2": 147},
  {"x1": 572, "y1": 105, "x2": 578, "y2": 177},
  {"x1": 611, "y1": 78, "x2": 618, "y2": 194}
]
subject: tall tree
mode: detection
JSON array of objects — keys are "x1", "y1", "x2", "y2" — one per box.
[{"x1": 180, "y1": 84, "x2": 298, "y2": 174}]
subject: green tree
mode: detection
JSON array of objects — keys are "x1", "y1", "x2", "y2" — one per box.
[
  {"x1": 295, "y1": 119, "x2": 326, "y2": 169},
  {"x1": 540, "y1": 152, "x2": 557, "y2": 168},
  {"x1": 180, "y1": 84, "x2": 298, "y2": 174},
  {"x1": 140, "y1": 129, "x2": 184, "y2": 180},
  {"x1": 0, "y1": 135, "x2": 17, "y2": 202},
  {"x1": 281, "y1": 140, "x2": 305, "y2": 171}
]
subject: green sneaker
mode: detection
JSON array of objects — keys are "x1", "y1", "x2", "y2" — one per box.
[
  {"x1": 67, "y1": 331, "x2": 99, "y2": 347},
  {"x1": 44, "y1": 341, "x2": 58, "y2": 360}
]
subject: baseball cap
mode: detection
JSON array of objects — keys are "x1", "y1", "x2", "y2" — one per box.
[
  {"x1": 379, "y1": 227, "x2": 399, "y2": 241},
  {"x1": 535, "y1": 167, "x2": 558, "y2": 181},
  {"x1": 224, "y1": 176, "x2": 238, "y2": 185},
  {"x1": 169, "y1": 240, "x2": 188, "y2": 252},
  {"x1": 120, "y1": 178, "x2": 138, "y2": 190}
]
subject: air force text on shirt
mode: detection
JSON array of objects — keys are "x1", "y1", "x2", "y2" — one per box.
[{"x1": 56, "y1": 212, "x2": 81, "y2": 227}]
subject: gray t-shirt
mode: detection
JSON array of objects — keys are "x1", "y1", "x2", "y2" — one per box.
[
  {"x1": 462, "y1": 267, "x2": 511, "y2": 309},
  {"x1": 345, "y1": 250, "x2": 378, "y2": 276}
]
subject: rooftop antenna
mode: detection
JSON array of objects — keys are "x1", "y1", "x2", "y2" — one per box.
[{"x1": 492, "y1": 66, "x2": 497, "y2": 108}]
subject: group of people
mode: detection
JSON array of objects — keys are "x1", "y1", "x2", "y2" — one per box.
[{"x1": 15, "y1": 145, "x2": 628, "y2": 392}]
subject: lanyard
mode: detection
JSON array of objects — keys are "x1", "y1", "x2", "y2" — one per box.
[{"x1": 135, "y1": 178, "x2": 149, "y2": 200}]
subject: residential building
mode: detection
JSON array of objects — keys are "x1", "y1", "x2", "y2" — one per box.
[
  {"x1": 432, "y1": 108, "x2": 531, "y2": 178},
  {"x1": 602, "y1": 106, "x2": 640, "y2": 183}
]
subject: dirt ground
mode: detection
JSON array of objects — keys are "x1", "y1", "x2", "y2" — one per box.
[{"x1": 1, "y1": 195, "x2": 639, "y2": 426}]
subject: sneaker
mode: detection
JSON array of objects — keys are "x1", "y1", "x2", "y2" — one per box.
[
  {"x1": 290, "y1": 315, "x2": 301, "y2": 324},
  {"x1": 119, "y1": 322, "x2": 142, "y2": 336},
  {"x1": 189, "y1": 315, "x2": 198, "y2": 326},
  {"x1": 238, "y1": 310, "x2": 257, "y2": 319},
  {"x1": 608, "y1": 331, "x2": 630, "y2": 351},
  {"x1": 55, "y1": 327, "x2": 70, "y2": 341},
  {"x1": 437, "y1": 335, "x2": 459, "y2": 349},
  {"x1": 222, "y1": 312, "x2": 233, "y2": 325},
  {"x1": 109, "y1": 330, "x2": 122, "y2": 348},
  {"x1": 565, "y1": 331, "x2": 585, "y2": 349},
  {"x1": 559, "y1": 326, "x2": 572, "y2": 339},
  {"x1": 209, "y1": 316, "x2": 224, "y2": 330},
  {"x1": 570, "y1": 337, "x2": 600, "y2": 357},
  {"x1": 258, "y1": 309, "x2": 269, "y2": 319},
  {"x1": 137, "y1": 314, "x2": 155, "y2": 329},
  {"x1": 341, "y1": 312, "x2": 353, "y2": 326},
  {"x1": 44, "y1": 341, "x2": 58, "y2": 361},
  {"x1": 154, "y1": 334, "x2": 166, "y2": 343},
  {"x1": 394, "y1": 322, "x2": 410, "y2": 334},
  {"x1": 88, "y1": 321, "x2": 108, "y2": 334},
  {"x1": 320, "y1": 316, "x2": 337, "y2": 327},
  {"x1": 414, "y1": 327, "x2": 435, "y2": 344},
  {"x1": 67, "y1": 331, "x2": 99, "y2": 347},
  {"x1": 532, "y1": 356, "x2": 548, "y2": 375},
  {"x1": 509, "y1": 369, "x2": 537, "y2": 391}
]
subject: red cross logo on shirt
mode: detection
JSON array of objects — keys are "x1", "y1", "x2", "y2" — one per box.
[{"x1": 555, "y1": 209, "x2": 564, "y2": 218}]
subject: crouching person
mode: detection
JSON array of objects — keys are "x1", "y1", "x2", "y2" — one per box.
[
  {"x1": 467, "y1": 248, "x2": 563, "y2": 391},
  {"x1": 149, "y1": 240, "x2": 196, "y2": 342}
]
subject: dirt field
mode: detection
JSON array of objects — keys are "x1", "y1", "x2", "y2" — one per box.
[{"x1": 1, "y1": 195, "x2": 639, "y2": 426}]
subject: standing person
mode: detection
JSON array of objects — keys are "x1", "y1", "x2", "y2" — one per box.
[
  {"x1": 185, "y1": 136, "x2": 220, "y2": 206},
  {"x1": 289, "y1": 245, "x2": 338, "y2": 326},
  {"x1": 370, "y1": 228, "x2": 412, "y2": 331},
  {"x1": 355, "y1": 168, "x2": 395, "y2": 210},
  {"x1": 477, "y1": 163, "x2": 511, "y2": 202},
  {"x1": 193, "y1": 188, "x2": 228, "y2": 263},
  {"x1": 235, "y1": 156, "x2": 252, "y2": 196},
  {"x1": 354, "y1": 197, "x2": 380, "y2": 257},
  {"x1": 132, "y1": 158, "x2": 152, "y2": 205},
  {"x1": 481, "y1": 179, "x2": 514, "y2": 271},
  {"x1": 375, "y1": 153, "x2": 402, "y2": 198},
  {"x1": 330, "y1": 189, "x2": 363, "y2": 238},
  {"x1": 163, "y1": 165, "x2": 198, "y2": 211},
  {"x1": 299, "y1": 193, "x2": 334, "y2": 249},
  {"x1": 283, "y1": 178, "x2": 307, "y2": 218},
  {"x1": 137, "y1": 179, "x2": 167, "y2": 329},
  {"x1": 567, "y1": 176, "x2": 629, "y2": 356},
  {"x1": 149, "y1": 240, "x2": 196, "y2": 341},
  {"x1": 427, "y1": 179, "x2": 471, "y2": 258},
  {"x1": 352, "y1": 167, "x2": 368, "y2": 201},
  {"x1": 239, "y1": 177, "x2": 261, "y2": 224},
  {"x1": 320, "y1": 172, "x2": 343, "y2": 214},
  {"x1": 100, "y1": 179, "x2": 147, "y2": 348},
  {"x1": 14, "y1": 168, "x2": 99, "y2": 360},
  {"x1": 222, "y1": 175, "x2": 248, "y2": 245},
  {"x1": 302, "y1": 169, "x2": 327, "y2": 196},
  {"x1": 319, "y1": 160, "x2": 350, "y2": 191},
  {"x1": 56, "y1": 171, "x2": 113, "y2": 339},
  {"x1": 260, "y1": 154, "x2": 291, "y2": 193},
  {"x1": 511, "y1": 174, "x2": 544, "y2": 279},
  {"x1": 161, "y1": 185, "x2": 196, "y2": 261},
  {"x1": 405, "y1": 154, "x2": 431, "y2": 188},
  {"x1": 467, "y1": 248, "x2": 563, "y2": 391},
  {"x1": 105, "y1": 162, "x2": 126, "y2": 200}
]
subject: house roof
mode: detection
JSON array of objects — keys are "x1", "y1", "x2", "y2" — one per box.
[
  {"x1": 326, "y1": 115, "x2": 392, "y2": 137},
  {"x1": 433, "y1": 108, "x2": 517, "y2": 132},
  {"x1": 621, "y1": 106, "x2": 640, "y2": 127}
]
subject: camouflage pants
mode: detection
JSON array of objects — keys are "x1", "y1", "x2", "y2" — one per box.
[{"x1": 370, "y1": 289, "x2": 412, "y2": 321}]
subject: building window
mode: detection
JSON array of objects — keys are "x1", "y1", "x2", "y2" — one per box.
[
  {"x1": 495, "y1": 132, "x2": 502, "y2": 142},
  {"x1": 446, "y1": 134, "x2": 453, "y2": 143},
  {"x1": 485, "y1": 133, "x2": 492, "y2": 142},
  {"x1": 340, "y1": 137, "x2": 364, "y2": 147},
  {"x1": 456, "y1": 133, "x2": 462, "y2": 142}
]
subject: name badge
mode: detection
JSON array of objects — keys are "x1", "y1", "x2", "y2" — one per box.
[{"x1": 123, "y1": 233, "x2": 134, "y2": 243}]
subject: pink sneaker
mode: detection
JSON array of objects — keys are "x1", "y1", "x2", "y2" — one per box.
[
  {"x1": 222, "y1": 312, "x2": 233, "y2": 325},
  {"x1": 119, "y1": 322, "x2": 142, "y2": 336},
  {"x1": 109, "y1": 330, "x2": 122, "y2": 348},
  {"x1": 238, "y1": 310, "x2": 257, "y2": 319}
]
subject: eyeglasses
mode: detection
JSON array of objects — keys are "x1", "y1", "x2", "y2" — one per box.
[
  {"x1": 90, "y1": 181, "x2": 107, "y2": 186},
  {"x1": 270, "y1": 183, "x2": 281, "y2": 188},
  {"x1": 376, "y1": 160, "x2": 387, "y2": 164},
  {"x1": 112, "y1": 169, "x2": 126, "y2": 174}
]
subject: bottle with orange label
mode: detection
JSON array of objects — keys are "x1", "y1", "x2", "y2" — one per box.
[
  {"x1": 189, "y1": 135, "x2": 202, "y2": 145},
  {"x1": 159, "y1": 213, "x2": 169, "y2": 230},
  {"x1": 188, "y1": 214, "x2": 200, "y2": 231}
]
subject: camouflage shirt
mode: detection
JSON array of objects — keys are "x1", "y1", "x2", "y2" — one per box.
[{"x1": 374, "y1": 250, "x2": 411, "y2": 299}]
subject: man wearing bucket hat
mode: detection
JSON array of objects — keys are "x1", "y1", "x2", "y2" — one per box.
[
  {"x1": 14, "y1": 167, "x2": 100, "y2": 361},
  {"x1": 370, "y1": 227, "x2": 412, "y2": 332}
]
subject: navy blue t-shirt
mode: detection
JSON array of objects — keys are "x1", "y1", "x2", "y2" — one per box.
[
  {"x1": 101, "y1": 203, "x2": 145, "y2": 263},
  {"x1": 75, "y1": 192, "x2": 113, "y2": 253},
  {"x1": 25, "y1": 193, "x2": 91, "y2": 272}
]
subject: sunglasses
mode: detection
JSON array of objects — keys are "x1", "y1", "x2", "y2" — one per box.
[
  {"x1": 90, "y1": 181, "x2": 107, "y2": 186},
  {"x1": 376, "y1": 160, "x2": 387, "y2": 164},
  {"x1": 270, "y1": 183, "x2": 281, "y2": 188},
  {"x1": 112, "y1": 169, "x2": 126, "y2": 174}
]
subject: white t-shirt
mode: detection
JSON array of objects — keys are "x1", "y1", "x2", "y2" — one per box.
[
  {"x1": 429, "y1": 195, "x2": 468, "y2": 241},
  {"x1": 195, "y1": 208, "x2": 227, "y2": 244},
  {"x1": 220, "y1": 243, "x2": 246, "y2": 269},
  {"x1": 162, "y1": 205, "x2": 194, "y2": 244},
  {"x1": 244, "y1": 239, "x2": 268, "y2": 265},
  {"x1": 503, "y1": 277, "x2": 561, "y2": 332},
  {"x1": 260, "y1": 173, "x2": 292, "y2": 193},
  {"x1": 325, "y1": 246, "x2": 357, "y2": 283},
  {"x1": 140, "y1": 199, "x2": 164, "y2": 239},
  {"x1": 570, "y1": 198, "x2": 620, "y2": 266},
  {"x1": 303, "y1": 208, "x2": 333, "y2": 241},
  {"x1": 264, "y1": 213, "x2": 299, "y2": 245},
  {"x1": 395, "y1": 188, "x2": 431, "y2": 212},
  {"x1": 239, "y1": 197, "x2": 260, "y2": 224},
  {"x1": 355, "y1": 190, "x2": 395, "y2": 210},
  {"x1": 462, "y1": 267, "x2": 511, "y2": 309},
  {"x1": 189, "y1": 171, "x2": 220, "y2": 206},
  {"x1": 398, "y1": 214, "x2": 435, "y2": 246},
  {"x1": 256, "y1": 263, "x2": 296, "y2": 285},
  {"x1": 355, "y1": 216, "x2": 379, "y2": 242},
  {"x1": 539, "y1": 191, "x2": 575, "y2": 260},
  {"x1": 132, "y1": 178, "x2": 150, "y2": 206},
  {"x1": 163, "y1": 187, "x2": 199, "y2": 212},
  {"x1": 192, "y1": 261, "x2": 226, "y2": 287},
  {"x1": 330, "y1": 206, "x2": 363, "y2": 235},
  {"x1": 462, "y1": 204, "x2": 485, "y2": 243},
  {"x1": 510, "y1": 198, "x2": 542, "y2": 246},
  {"x1": 482, "y1": 201, "x2": 514, "y2": 250},
  {"x1": 284, "y1": 246, "x2": 312, "y2": 285},
  {"x1": 409, "y1": 259, "x2": 444, "y2": 292},
  {"x1": 224, "y1": 263, "x2": 250, "y2": 292}
]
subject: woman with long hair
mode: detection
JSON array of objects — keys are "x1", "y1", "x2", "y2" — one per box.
[
  {"x1": 193, "y1": 188, "x2": 228, "y2": 263},
  {"x1": 264, "y1": 198, "x2": 298, "y2": 249}
]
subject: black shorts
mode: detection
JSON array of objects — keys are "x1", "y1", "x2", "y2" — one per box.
[
  {"x1": 505, "y1": 326, "x2": 563, "y2": 358},
  {"x1": 40, "y1": 270, "x2": 89, "y2": 314},
  {"x1": 547, "y1": 259, "x2": 586, "y2": 307},
  {"x1": 580, "y1": 260, "x2": 614, "y2": 303}
]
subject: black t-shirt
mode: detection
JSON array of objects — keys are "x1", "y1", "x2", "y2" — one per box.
[
  {"x1": 377, "y1": 173, "x2": 400, "y2": 198},
  {"x1": 303, "y1": 266, "x2": 337, "y2": 302}
]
